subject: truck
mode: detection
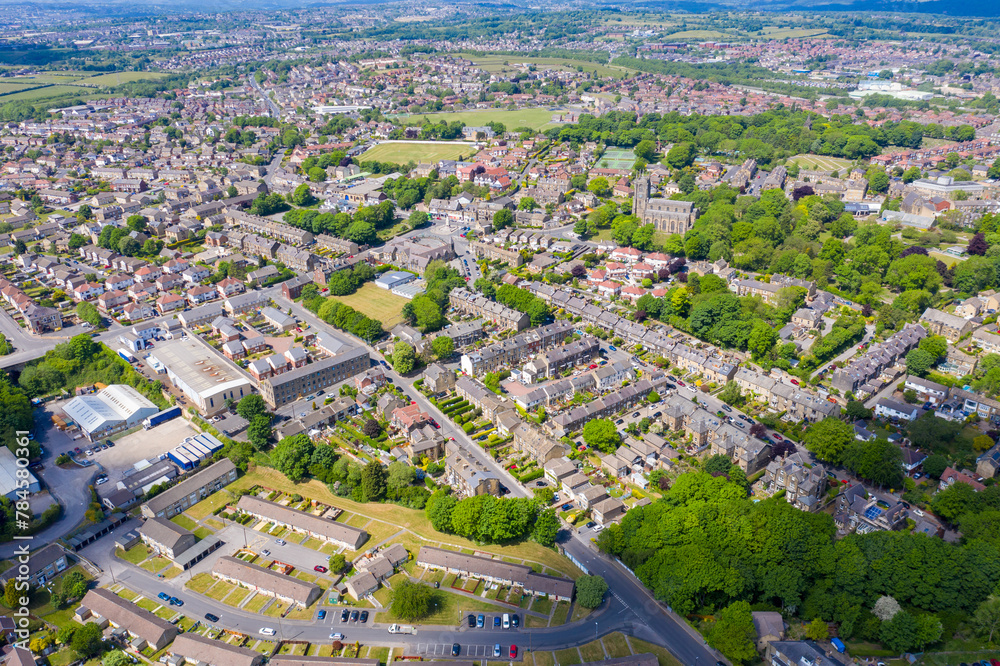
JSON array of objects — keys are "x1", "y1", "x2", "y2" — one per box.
[
  {"x1": 831, "y1": 638, "x2": 846, "y2": 654},
  {"x1": 117, "y1": 348, "x2": 136, "y2": 363},
  {"x1": 143, "y1": 406, "x2": 182, "y2": 430},
  {"x1": 387, "y1": 624, "x2": 415, "y2": 635}
]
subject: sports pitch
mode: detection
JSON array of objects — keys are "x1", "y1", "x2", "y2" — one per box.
[{"x1": 598, "y1": 148, "x2": 637, "y2": 170}]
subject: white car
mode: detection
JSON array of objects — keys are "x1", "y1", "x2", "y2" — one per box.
[
  {"x1": 329, "y1": 633, "x2": 344, "y2": 641},
  {"x1": 259, "y1": 628, "x2": 276, "y2": 636},
  {"x1": 96, "y1": 478, "x2": 108, "y2": 486}
]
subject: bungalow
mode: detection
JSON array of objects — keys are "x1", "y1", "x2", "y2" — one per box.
[{"x1": 874, "y1": 398, "x2": 919, "y2": 421}]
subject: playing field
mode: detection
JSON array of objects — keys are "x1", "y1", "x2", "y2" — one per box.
[
  {"x1": 360, "y1": 141, "x2": 471, "y2": 164},
  {"x1": 598, "y1": 148, "x2": 637, "y2": 170},
  {"x1": 331, "y1": 282, "x2": 411, "y2": 329},
  {"x1": 395, "y1": 107, "x2": 562, "y2": 131},
  {"x1": 788, "y1": 154, "x2": 853, "y2": 172}
]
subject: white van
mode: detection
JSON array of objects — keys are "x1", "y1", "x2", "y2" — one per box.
[{"x1": 502, "y1": 613, "x2": 510, "y2": 629}]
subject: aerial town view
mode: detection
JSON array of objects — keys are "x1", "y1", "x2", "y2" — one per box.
[{"x1": 4, "y1": 1, "x2": 1000, "y2": 666}]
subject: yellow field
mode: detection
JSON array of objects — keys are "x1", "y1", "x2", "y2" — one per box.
[
  {"x1": 330, "y1": 282, "x2": 411, "y2": 329},
  {"x1": 80, "y1": 71, "x2": 169, "y2": 86}
]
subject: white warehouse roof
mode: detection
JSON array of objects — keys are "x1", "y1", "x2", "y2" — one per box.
[{"x1": 62, "y1": 384, "x2": 159, "y2": 437}]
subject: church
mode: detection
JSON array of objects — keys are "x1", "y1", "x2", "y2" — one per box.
[{"x1": 632, "y1": 174, "x2": 698, "y2": 234}]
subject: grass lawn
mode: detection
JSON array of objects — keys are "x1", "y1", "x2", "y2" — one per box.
[
  {"x1": 48, "y1": 649, "x2": 78, "y2": 666},
  {"x1": 0, "y1": 85, "x2": 90, "y2": 102},
  {"x1": 118, "y1": 545, "x2": 150, "y2": 564},
  {"x1": 205, "y1": 580, "x2": 239, "y2": 602},
  {"x1": 139, "y1": 557, "x2": 172, "y2": 574},
  {"x1": 187, "y1": 491, "x2": 234, "y2": 520},
  {"x1": 578, "y1": 640, "x2": 605, "y2": 662},
  {"x1": 532, "y1": 597, "x2": 554, "y2": 617},
  {"x1": 630, "y1": 638, "x2": 684, "y2": 666},
  {"x1": 360, "y1": 142, "x2": 470, "y2": 164},
  {"x1": 554, "y1": 647, "x2": 582, "y2": 665},
  {"x1": 527, "y1": 615, "x2": 549, "y2": 628},
  {"x1": 171, "y1": 514, "x2": 199, "y2": 531},
  {"x1": 221, "y1": 588, "x2": 253, "y2": 608},
  {"x1": 570, "y1": 602, "x2": 593, "y2": 622},
  {"x1": 136, "y1": 597, "x2": 159, "y2": 612},
  {"x1": 116, "y1": 587, "x2": 138, "y2": 601},
  {"x1": 525, "y1": 652, "x2": 556, "y2": 666},
  {"x1": 82, "y1": 71, "x2": 168, "y2": 86},
  {"x1": 194, "y1": 527, "x2": 214, "y2": 540},
  {"x1": 453, "y1": 53, "x2": 632, "y2": 79},
  {"x1": 243, "y1": 593, "x2": 271, "y2": 613},
  {"x1": 186, "y1": 573, "x2": 216, "y2": 594},
  {"x1": 327, "y1": 283, "x2": 410, "y2": 331},
  {"x1": 392, "y1": 108, "x2": 561, "y2": 131},
  {"x1": 603, "y1": 632, "x2": 632, "y2": 659},
  {"x1": 551, "y1": 601, "x2": 569, "y2": 625},
  {"x1": 229, "y1": 468, "x2": 583, "y2": 579}
]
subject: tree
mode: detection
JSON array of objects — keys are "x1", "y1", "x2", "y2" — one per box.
[
  {"x1": 575, "y1": 575, "x2": 608, "y2": 609},
  {"x1": 14, "y1": 239, "x2": 26, "y2": 255},
  {"x1": 873, "y1": 595, "x2": 901, "y2": 621},
  {"x1": 845, "y1": 400, "x2": 872, "y2": 420},
  {"x1": 708, "y1": 601, "x2": 757, "y2": 666},
  {"x1": 923, "y1": 454, "x2": 948, "y2": 479},
  {"x1": 483, "y1": 372, "x2": 501, "y2": 393},
  {"x1": 634, "y1": 139, "x2": 656, "y2": 162},
  {"x1": 62, "y1": 571, "x2": 88, "y2": 600},
  {"x1": 647, "y1": 390, "x2": 660, "y2": 404},
  {"x1": 71, "y1": 622, "x2": 105, "y2": 659},
  {"x1": 391, "y1": 580, "x2": 435, "y2": 621},
  {"x1": 969, "y1": 232, "x2": 989, "y2": 256},
  {"x1": 582, "y1": 418, "x2": 620, "y2": 453},
  {"x1": 704, "y1": 454, "x2": 732, "y2": 475},
  {"x1": 3, "y1": 579, "x2": 27, "y2": 608},
  {"x1": 803, "y1": 417, "x2": 854, "y2": 464},
  {"x1": 103, "y1": 651, "x2": 130, "y2": 666},
  {"x1": 493, "y1": 208, "x2": 514, "y2": 230},
  {"x1": 392, "y1": 341, "x2": 416, "y2": 374},
  {"x1": 532, "y1": 508, "x2": 559, "y2": 547},
  {"x1": 247, "y1": 414, "x2": 273, "y2": 449},
  {"x1": 387, "y1": 460, "x2": 416, "y2": 494},
  {"x1": 665, "y1": 142, "x2": 695, "y2": 169},
  {"x1": 919, "y1": 335, "x2": 948, "y2": 360},
  {"x1": 328, "y1": 553, "x2": 348, "y2": 574},
  {"x1": 880, "y1": 610, "x2": 919, "y2": 654},
  {"x1": 906, "y1": 348, "x2": 935, "y2": 377},
  {"x1": 76, "y1": 302, "x2": 102, "y2": 327},
  {"x1": 719, "y1": 381, "x2": 743, "y2": 406},
  {"x1": 117, "y1": 236, "x2": 140, "y2": 257},
  {"x1": 975, "y1": 435, "x2": 995, "y2": 452},
  {"x1": 291, "y1": 183, "x2": 316, "y2": 206},
  {"x1": 931, "y1": 481, "x2": 979, "y2": 522},
  {"x1": 271, "y1": 434, "x2": 314, "y2": 482},
  {"x1": 518, "y1": 196, "x2": 537, "y2": 211},
  {"x1": 362, "y1": 419, "x2": 381, "y2": 438},
  {"x1": 429, "y1": 335, "x2": 454, "y2": 360},
  {"x1": 805, "y1": 617, "x2": 829, "y2": 641},
  {"x1": 360, "y1": 461, "x2": 387, "y2": 501},
  {"x1": 588, "y1": 177, "x2": 610, "y2": 197},
  {"x1": 236, "y1": 394, "x2": 267, "y2": 421},
  {"x1": 974, "y1": 597, "x2": 1000, "y2": 643}
]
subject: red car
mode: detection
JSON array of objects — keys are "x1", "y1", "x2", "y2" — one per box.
[
  {"x1": 314, "y1": 565, "x2": 327, "y2": 573},
  {"x1": 677, "y1": 381, "x2": 686, "y2": 387},
  {"x1": 773, "y1": 434, "x2": 783, "y2": 441},
  {"x1": 510, "y1": 645, "x2": 517, "y2": 659},
  {"x1": 790, "y1": 378, "x2": 799, "y2": 385},
  {"x1": 588, "y1": 364, "x2": 597, "y2": 369}
]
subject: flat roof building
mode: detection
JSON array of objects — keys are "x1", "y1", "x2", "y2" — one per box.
[{"x1": 150, "y1": 337, "x2": 254, "y2": 415}]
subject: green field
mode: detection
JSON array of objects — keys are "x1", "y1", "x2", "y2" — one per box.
[
  {"x1": 0, "y1": 81, "x2": 35, "y2": 93},
  {"x1": 81, "y1": 71, "x2": 169, "y2": 86},
  {"x1": 395, "y1": 107, "x2": 562, "y2": 131},
  {"x1": 330, "y1": 282, "x2": 411, "y2": 329},
  {"x1": 10, "y1": 74, "x2": 86, "y2": 84},
  {"x1": 788, "y1": 154, "x2": 854, "y2": 172},
  {"x1": 360, "y1": 141, "x2": 471, "y2": 164},
  {"x1": 0, "y1": 84, "x2": 87, "y2": 101},
  {"x1": 454, "y1": 53, "x2": 632, "y2": 79}
]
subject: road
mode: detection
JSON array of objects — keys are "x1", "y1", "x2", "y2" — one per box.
[{"x1": 249, "y1": 76, "x2": 280, "y2": 118}]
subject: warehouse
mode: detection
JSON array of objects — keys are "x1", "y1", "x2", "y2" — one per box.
[
  {"x1": 0, "y1": 447, "x2": 40, "y2": 500},
  {"x1": 150, "y1": 337, "x2": 254, "y2": 416},
  {"x1": 62, "y1": 384, "x2": 160, "y2": 441}
]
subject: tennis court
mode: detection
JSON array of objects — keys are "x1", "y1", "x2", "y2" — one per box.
[{"x1": 598, "y1": 148, "x2": 637, "y2": 170}]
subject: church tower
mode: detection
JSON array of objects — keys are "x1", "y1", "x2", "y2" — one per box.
[{"x1": 633, "y1": 173, "x2": 650, "y2": 222}]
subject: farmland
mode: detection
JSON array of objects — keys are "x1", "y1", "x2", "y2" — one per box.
[
  {"x1": 454, "y1": 53, "x2": 633, "y2": 79},
  {"x1": 328, "y1": 282, "x2": 411, "y2": 329},
  {"x1": 0, "y1": 84, "x2": 87, "y2": 101},
  {"x1": 81, "y1": 71, "x2": 169, "y2": 86},
  {"x1": 360, "y1": 141, "x2": 471, "y2": 164}
]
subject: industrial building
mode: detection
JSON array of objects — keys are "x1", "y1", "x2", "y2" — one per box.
[
  {"x1": 150, "y1": 338, "x2": 254, "y2": 415},
  {"x1": 167, "y1": 433, "x2": 225, "y2": 470},
  {"x1": 62, "y1": 385, "x2": 160, "y2": 441}
]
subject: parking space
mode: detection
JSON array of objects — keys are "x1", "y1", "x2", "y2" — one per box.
[
  {"x1": 418, "y1": 642, "x2": 520, "y2": 660},
  {"x1": 93, "y1": 418, "x2": 201, "y2": 480}
]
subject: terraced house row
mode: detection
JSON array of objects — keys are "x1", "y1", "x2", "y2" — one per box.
[{"x1": 459, "y1": 321, "x2": 574, "y2": 376}]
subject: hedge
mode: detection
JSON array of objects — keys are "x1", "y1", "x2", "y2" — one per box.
[{"x1": 519, "y1": 469, "x2": 544, "y2": 483}]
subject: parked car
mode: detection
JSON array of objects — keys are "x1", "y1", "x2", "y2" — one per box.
[
  {"x1": 259, "y1": 628, "x2": 275, "y2": 636},
  {"x1": 468, "y1": 614, "x2": 476, "y2": 628},
  {"x1": 359, "y1": 611, "x2": 368, "y2": 623},
  {"x1": 510, "y1": 645, "x2": 518, "y2": 658},
  {"x1": 341, "y1": 609, "x2": 349, "y2": 622},
  {"x1": 561, "y1": 503, "x2": 572, "y2": 511},
  {"x1": 452, "y1": 644, "x2": 461, "y2": 657},
  {"x1": 511, "y1": 614, "x2": 519, "y2": 628},
  {"x1": 330, "y1": 633, "x2": 344, "y2": 641},
  {"x1": 350, "y1": 610, "x2": 359, "y2": 622},
  {"x1": 157, "y1": 592, "x2": 170, "y2": 601},
  {"x1": 477, "y1": 614, "x2": 485, "y2": 628},
  {"x1": 314, "y1": 565, "x2": 327, "y2": 573},
  {"x1": 262, "y1": 549, "x2": 271, "y2": 557},
  {"x1": 317, "y1": 610, "x2": 326, "y2": 620},
  {"x1": 585, "y1": 521, "x2": 596, "y2": 529},
  {"x1": 96, "y1": 478, "x2": 108, "y2": 486},
  {"x1": 493, "y1": 645, "x2": 501, "y2": 658},
  {"x1": 204, "y1": 613, "x2": 220, "y2": 623},
  {"x1": 631, "y1": 412, "x2": 640, "y2": 418},
  {"x1": 170, "y1": 597, "x2": 183, "y2": 607}
]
